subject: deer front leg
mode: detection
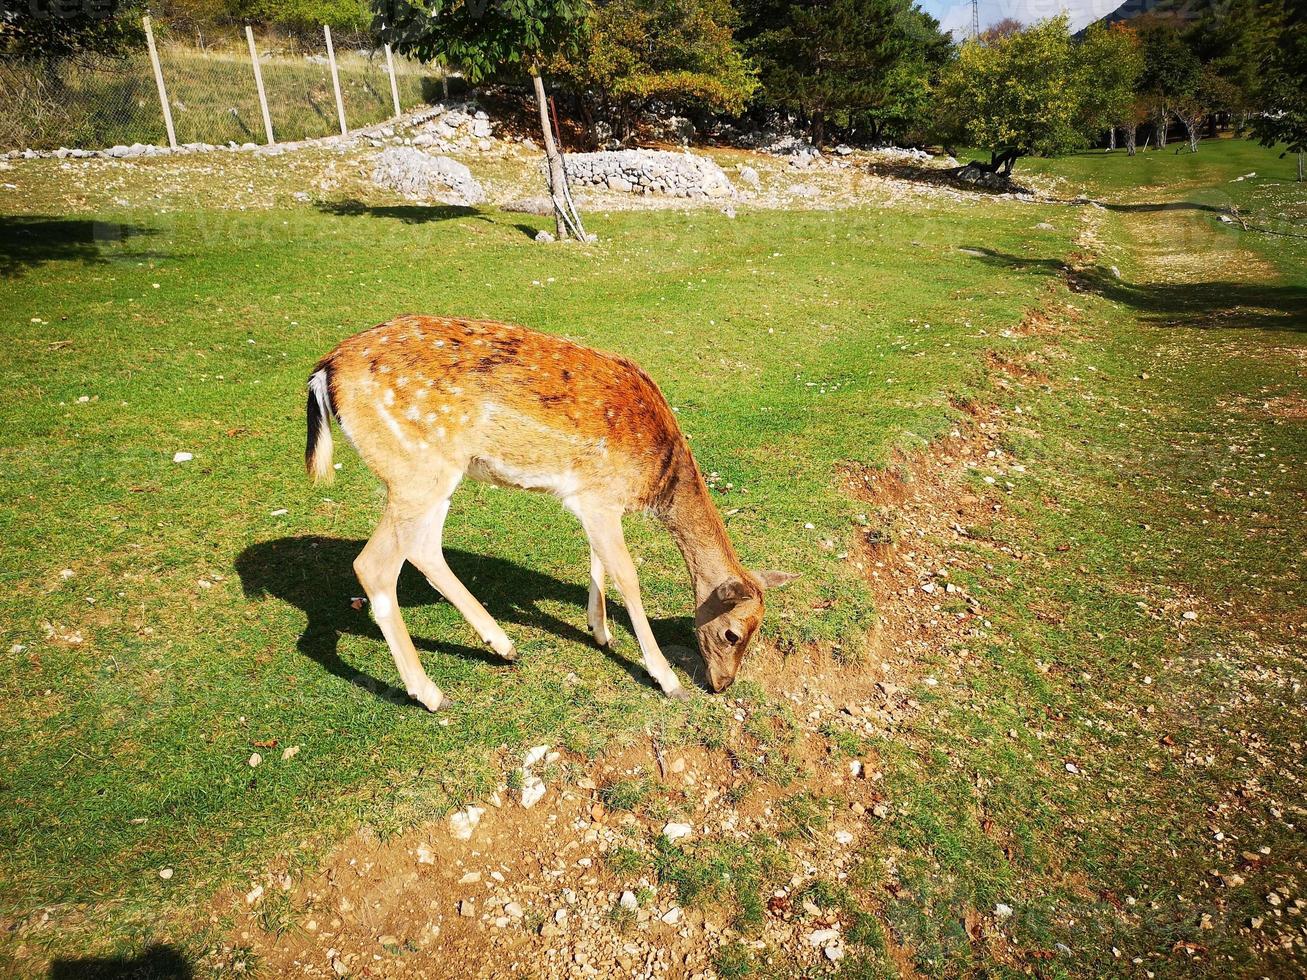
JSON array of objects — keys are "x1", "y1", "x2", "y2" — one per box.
[
  {"x1": 587, "y1": 547, "x2": 612, "y2": 648},
  {"x1": 579, "y1": 506, "x2": 687, "y2": 699},
  {"x1": 354, "y1": 506, "x2": 449, "y2": 712}
]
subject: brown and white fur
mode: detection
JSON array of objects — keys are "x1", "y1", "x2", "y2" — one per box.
[{"x1": 306, "y1": 315, "x2": 795, "y2": 711}]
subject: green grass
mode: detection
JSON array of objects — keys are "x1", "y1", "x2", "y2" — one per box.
[{"x1": 0, "y1": 136, "x2": 1303, "y2": 976}]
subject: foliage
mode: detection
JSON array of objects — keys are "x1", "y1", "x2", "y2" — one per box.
[
  {"x1": 1251, "y1": 0, "x2": 1307, "y2": 157},
  {"x1": 227, "y1": 0, "x2": 375, "y2": 34},
  {"x1": 1133, "y1": 13, "x2": 1202, "y2": 115},
  {"x1": 741, "y1": 0, "x2": 952, "y2": 144},
  {"x1": 1188, "y1": 0, "x2": 1284, "y2": 119},
  {"x1": 552, "y1": 0, "x2": 756, "y2": 142},
  {"x1": 1077, "y1": 23, "x2": 1144, "y2": 131},
  {"x1": 0, "y1": 0, "x2": 145, "y2": 61},
  {"x1": 375, "y1": 0, "x2": 588, "y2": 81},
  {"x1": 936, "y1": 15, "x2": 1105, "y2": 171}
]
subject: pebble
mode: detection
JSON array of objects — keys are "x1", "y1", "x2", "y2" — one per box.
[{"x1": 662, "y1": 822, "x2": 692, "y2": 841}]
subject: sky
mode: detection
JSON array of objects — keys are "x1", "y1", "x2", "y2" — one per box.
[{"x1": 918, "y1": 0, "x2": 1126, "y2": 37}]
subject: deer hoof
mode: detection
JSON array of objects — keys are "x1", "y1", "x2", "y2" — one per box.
[
  {"x1": 667, "y1": 685, "x2": 691, "y2": 701},
  {"x1": 409, "y1": 680, "x2": 448, "y2": 712}
]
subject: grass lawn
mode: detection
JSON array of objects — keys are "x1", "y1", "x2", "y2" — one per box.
[{"x1": 0, "y1": 136, "x2": 1303, "y2": 976}]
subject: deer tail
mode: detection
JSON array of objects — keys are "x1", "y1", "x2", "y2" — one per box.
[{"x1": 306, "y1": 363, "x2": 335, "y2": 484}]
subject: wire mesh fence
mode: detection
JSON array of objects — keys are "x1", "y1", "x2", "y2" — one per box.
[{"x1": 0, "y1": 22, "x2": 443, "y2": 152}]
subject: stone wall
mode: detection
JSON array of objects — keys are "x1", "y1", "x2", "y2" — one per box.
[
  {"x1": 371, "y1": 147, "x2": 486, "y2": 205},
  {"x1": 559, "y1": 150, "x2": 735, "y2": 199}
]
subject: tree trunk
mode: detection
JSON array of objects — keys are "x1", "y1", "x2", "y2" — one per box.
[
  {"x1": 531, "y1": 71, "x2": 586, "y2": 242},
  {"x1": 1299, "y1": 150, "x2": 1304, "y2": 182},
  {"x1": 810, "y1": 108, "x2": 826, "y2": 148},
  {"x1": 1126, "y1": 124, "x2": 1137, "y2": 156},
  {"x1": 1156, "y1": 108, "x2": 1168, "y2": 148},
  {"x1": 1182, "y1": 114, "x2": 1198, "y2": 153},
  {"x1": 1109, "y1": 127, "x2": 1117, "y2": 150}
]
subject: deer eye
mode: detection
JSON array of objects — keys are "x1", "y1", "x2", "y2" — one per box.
[{"x1": 724, "y1": 628, "x2": 741, "y2": 645}]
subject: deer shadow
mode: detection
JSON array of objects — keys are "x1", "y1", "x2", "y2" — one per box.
[
  {"x1": 49, "y1": 944, "x2": 191, "y2": 979},
  {"x1": 234, "y1": 536, "x2": 705, "y2": 702}
]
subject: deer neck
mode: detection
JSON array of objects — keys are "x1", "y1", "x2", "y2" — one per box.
[{"x1": 658, "y1": 458, "x2": 747, "y2": 605}]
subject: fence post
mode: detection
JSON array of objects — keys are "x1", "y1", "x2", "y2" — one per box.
[
  {"x1": 384, "y1": 43, "x2": 402, "y2": 118},
  {"x1": 324, "y1": 25, "x2": 348, "y2": 136},
  {"x1": 142, "y1": 16, "x2": 178, "y2": 149},
  {"x1": 245, "y1": 26, "x2": 275, "y2": 145}
]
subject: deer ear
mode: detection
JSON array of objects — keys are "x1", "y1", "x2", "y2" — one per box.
[{"x1": 753, "y1": 569, "x2": 799, "y2": 590}]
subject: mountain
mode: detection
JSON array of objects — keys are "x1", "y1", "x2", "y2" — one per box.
[{"x1": 1091, "y1": 0, "x2": 1212, "y2": 28}]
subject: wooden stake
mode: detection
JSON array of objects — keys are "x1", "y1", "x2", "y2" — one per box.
[
  {"x1": 142, "y1": 16, "x2": 177, "y2": 149},
  {"x1": 384, "y1": 43, "x2": 401, "y2": 118},
  {"x1": 324, "y1": 25, "x2": 347, "y2": 136},
  {"x1": 246, "y1": 26, "x2": 275, "y2": 145}
]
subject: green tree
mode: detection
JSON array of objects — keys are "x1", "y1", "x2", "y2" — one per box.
[
  {"x1": 376, "y1": 0, "x2": 590, "y2": 239},
  {"x1": 229, "y1": 0, "x2": 375, "y2": 35},
  {"x1": 1251, "y1": 0, "x2": 1307, "y2": 179},
  {"x1": 553, "y1": 0, "x2": 757, "y2": 145},
  {"x1": 1078, "y1": 23, "x2": 1144, "y2": 152},
  {"x1": 936, "y1": 15, "x2": 1102, "y2": 176},
  {"x1": 741, "y1": 0, "x2": 952, "y2": 147},
  {"x1": 1189, "y1": 0, "x2": 1284, "y2": 132},
  {"x1": 0, "y1": 0, "x2": 145, "y2": 62},
  {"x1": 1134, "y1": 14, "x2": 1201, "y2": 149}
]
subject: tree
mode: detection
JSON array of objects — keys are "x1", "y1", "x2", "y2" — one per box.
[
  {"x1": 376, "y1": 0, "x2": 590, "y2": 239},
  {"x1": 1251, "y1": 0, "x2": 1307, "y2": 179},
  {"x1": 553, "y1": 0, "x2": 756, "y2": 146},
  {"x1": 1078, "y1": 22, "x2": 1143, "y2": 151},
  {"x1": 979, "y1": 17, "x2": 1023, "y2": 42},
  {"x1": 741, "y1": 0, "x2": 952, "y2": 147},
  {"x1": 935, "y1": 15, "x2": 1101, "y2": 176},
  {"x1": 0, "y1": 0, "x2": 144, "y2": 62},
  {"x1": 1189, "y1": 0, "x2": 1283, "y2": 132},
  {"x1": 1134, "y1": 14, "x2": 1201, "y2": 149}
]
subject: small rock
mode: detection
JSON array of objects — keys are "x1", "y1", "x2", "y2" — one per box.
[
  {"x1": 248, "y1": 753, "x2": 262, "y2": 768},
  {"x1": 995, "y1": 903, "x2": 1013, "y2": 920},
  {"x1": 661, "y1": 906, "x2": 683, "y2": 925},
  {"x1": 417, "y1": 843, "x2": 436, "y2": 865},
  {"x1": 172, "y1": 452, "x2": 193, "y2": 463},
  {"x1": 158, "y1": 867, "x2": 174, "y2": 880},
  {"x1": 520, "y1": 776, "x2": 546, "y2": 809},
  {"x1": 459, "y1": 899, "x2": 476, "y2": 917},
  {"x1": 246, "y1": 884, "x2": 264, "y2": 905},
  {"x1": 458, "y1": 870, "x2": 481, "y2": 883},
  {"x1": 662, "y1": 822, "x2": 692, "y2": 841},
  {"x1": 449, "y1": 806, "x2": 485, "y2": 840},
  {"x1": 825, "y1": 943, "x2": 845, "y2": 961},
  {"x1": 808, "y1": 928, "x2": 839, "y2": 945},
  {"x1": 620, "y1": 891, "x2": 638, "y2": 910},
  {"x1": 281, "y1": 744, "x2": 300, "y2": 761},
  {"x1": 505, "y1": 902, "x2": 525, "y2": 918},
  {"x1": 534, "y1": 230, "x2": 555, "y2": 244}
]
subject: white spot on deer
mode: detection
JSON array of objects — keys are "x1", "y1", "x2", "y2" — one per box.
[
  {"x1": 426, "y1": 412, "x2": 438, "y2": 423},
  {"x1": 406, "y1": 405, "x2": 421, "y2": 421},
  {"x1": 383, "y1": 388, "x2": 396, "y2": 407},
  {"x1": 436, "y1": 426, "x2": 447, "y2": 439},
  {"x1": 372, "y1": 593, "x2": 393, "y2": 616},
  {"x1": 434, "y1": 340, "x2": 445, "y2": 348},
  {"x1": 376, "y1": 404, "x2": 411, "y2": 448}
]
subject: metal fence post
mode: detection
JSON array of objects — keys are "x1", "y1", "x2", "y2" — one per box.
[
  {"x1": 324, "y1": 25, "x2": 347, "y2": 136},
  {"x1": 384, "y1": 43, "x2": 402, "y2": 118},
  {"x1": 142, "y1": 16, "x2": 178, "y2": 149},
  {"x1": 246, "y1": 26, "x2": 275, "y2": 145}
]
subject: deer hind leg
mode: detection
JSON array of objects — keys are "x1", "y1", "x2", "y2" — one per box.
[
  {"x1": 578, "y1": 504, "x2": 687, "y2": 699},
  {"x1": 587, "y1": 547, "x2": 612, "y2": 648},
  {"x1": 406, "y1": 475, "x2": 517, "y2": 662},
  {"x1": 354, "y1": 503, "x2": 448, "y2": 712}
]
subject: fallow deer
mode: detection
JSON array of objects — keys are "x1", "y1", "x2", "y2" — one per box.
[{"x1": 305, "y1": 315, "x2": 795, "y2": 711}]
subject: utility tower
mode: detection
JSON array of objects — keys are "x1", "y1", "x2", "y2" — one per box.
[{"x1": 971, "y1": 0, "x2": 980, "y2": 39}]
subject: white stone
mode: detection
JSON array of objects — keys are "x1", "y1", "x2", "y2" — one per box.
[
  {"x1": 520, "y1": 775, "x2": 546, "y2": 809},
  {"x1": 662, "y1": 822, "x2": 692, "y2": 841},
  {"x1": 449, "y1": 805, "x2": 485, "y2": 840}
]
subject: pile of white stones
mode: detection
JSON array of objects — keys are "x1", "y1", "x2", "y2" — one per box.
[
  {"x1": 370, "y1": 147, "x2": 486, "y2": 205},
  {"x1": 559, "y1": 149, "x2": 735, "y2": 198},
  {"x1": 403, "y1": 103, "x2": 497, "y2": 153}
]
